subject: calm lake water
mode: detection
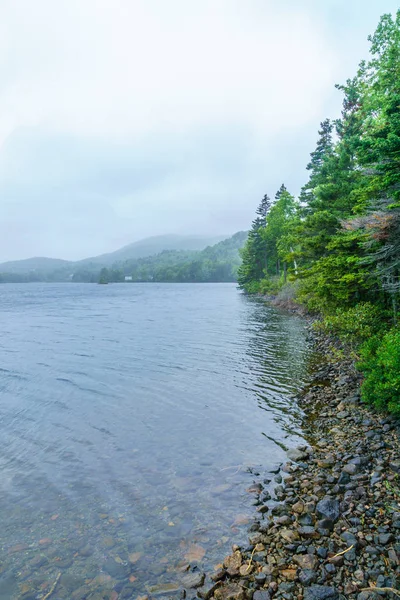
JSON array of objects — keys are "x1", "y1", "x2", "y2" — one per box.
[{"x1": 0, "y1": 283, "x2": 309, "y2": 599}]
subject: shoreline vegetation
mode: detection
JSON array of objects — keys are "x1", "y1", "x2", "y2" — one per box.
[
  {"x1": 188, "y1": 11, "x2": 400, "y2": 600},
  {"x1": 237, "y1": 10, "x2": 400, "y2": 418},
  {"x1": 190, "y1": 11, "x2": 400, "y2": 600},
  {"x1": 189, "y1": 315, "x2": 400, "y2": 600}
]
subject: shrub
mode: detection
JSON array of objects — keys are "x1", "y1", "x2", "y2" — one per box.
[
  {"x1": 314, "y1": 302, "x2": 384, "y2": 345},
  {"x1": 258, "y1": 277, "x2": 281, "y2": 296},
  {"x1": 241, "y1": 280, "x2": 262, "y2": 294},
  {"x1": 274, "y1": 281, "x2": 300, "y2": 303},
  {"x1": 357, "y1": 327, "x2": 400, "y2": 414}
]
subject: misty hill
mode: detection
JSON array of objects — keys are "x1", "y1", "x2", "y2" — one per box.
[
  {"x1": 77, "y1": 234, "x2": 227, "y2": 267},
  {"x1": 0, "y1": 256, "x2": 70, "y2": 274},
  {"x1": 73, "y1": 231, "x2": 248, "y2": 283},
  {"x1": 0, "y1": 234, "x2": 227, "y2": 275},
  {"x1": 0, "y1": 232, "x2": 247, "y2": 283}
]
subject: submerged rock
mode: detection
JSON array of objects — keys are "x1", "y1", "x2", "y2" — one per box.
[{"x1": 181, "y1": 572, "x2": 205, "y2": 588}]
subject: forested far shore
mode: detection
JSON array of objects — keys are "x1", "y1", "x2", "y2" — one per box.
[
  {"x1": 0, "y1": 231, "x2": 247, "y2": 284},
  {"x1": 238, "y1": 10, "x2": 400, "y2": 414}
]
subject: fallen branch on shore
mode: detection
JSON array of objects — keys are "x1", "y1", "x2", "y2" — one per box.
[
  {"x1": 360, "y1": 587, "x2": 400, "y2": 597},
  {"x1": 326, "y1": 544, "x2": 354, "y2": 561},
  {"x1": 246, "y1": 546, "x2": 258, "y2": 572}
]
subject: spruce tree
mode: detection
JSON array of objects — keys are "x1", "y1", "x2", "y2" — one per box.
[{"x1": 237, "y1": 194, "x2": 271, "y2": 291}]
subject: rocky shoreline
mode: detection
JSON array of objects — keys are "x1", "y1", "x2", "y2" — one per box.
[{"x1": 181, "y1": 324, "x2": 400, "y2": 600}]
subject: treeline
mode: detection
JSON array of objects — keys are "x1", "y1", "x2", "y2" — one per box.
[
  {"x1": 0, "y1": 269, "x2": 69, "y2": 283},
  {"x1": 238, "y1": 11, "x2": 400, "y2": 413},
  {"x1": 0, "y1": 232, "x2": 247, "y2": 284},
  {"x1": 74, "y1": 231, "x2": 247, "y2": 283}
]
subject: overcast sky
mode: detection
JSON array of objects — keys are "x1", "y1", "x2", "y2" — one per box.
[{"x1": 0, "y1": 0, "x2": 398, "y2": 261}]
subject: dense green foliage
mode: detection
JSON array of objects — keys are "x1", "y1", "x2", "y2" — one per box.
[
  {"x1": 357, "y1": 328, "x2": 400, "y2": 414},
  {"x1": 238, "y1": 11, "x2": 400, "y2": 413},
  {"x1": 117, "y1": 232, "x2": 247, "y2": 283}
]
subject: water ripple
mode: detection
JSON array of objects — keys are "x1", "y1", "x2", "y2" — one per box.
[{"x1": 0, "y1": 283, "x2": 310, "y2": 598}]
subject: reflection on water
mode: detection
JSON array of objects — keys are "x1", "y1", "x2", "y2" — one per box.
[{"x1": 0, "y1": 283, "x2": 309, "y2": 598}]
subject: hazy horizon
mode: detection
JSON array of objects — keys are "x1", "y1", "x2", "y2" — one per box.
[
  {"x1": 0, "y1": 232, "x2": 236, "y2": 264},
  {"x1": 1, "y1": 0, "x2": 399, "y2": 262}
]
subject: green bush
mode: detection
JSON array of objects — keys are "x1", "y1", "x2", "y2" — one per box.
[
  {"x1": 241, "y1": 279, "x2": 262, "y2": 294},
  {"x1": 258, "y1": 276, "x2": 281, "y2": 295},
  {"x1": 314, "y1": 302, "x2": 383, "y2": 345},
  {"x1": 357, "y1": 327, "x2": 400, "y2": 414}
]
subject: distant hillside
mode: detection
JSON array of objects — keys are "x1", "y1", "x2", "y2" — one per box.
[
  {"x1": 76, "y1": 234, "x2": 227, "y2": 266},
  {"x1": 72, "y1": 231, "x2": 248, "y2": 283},
  {"x1": 0, "y1": 256, "x2": 70, "y2": 274},
  {"x1": 0, "y1": 232, "x2": 247, "y2": 283},
  {"x1": 0, "y1": 234, "x2": 227, "y2": 276}
]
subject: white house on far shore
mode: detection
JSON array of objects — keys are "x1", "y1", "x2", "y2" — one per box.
[{"x1": 124, "y1": 276, "x2": 133, "y2": 282}]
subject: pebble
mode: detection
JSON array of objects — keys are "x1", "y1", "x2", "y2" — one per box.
[{"x1": 182, "y1": 329, "x2": 400, "y2": 600}]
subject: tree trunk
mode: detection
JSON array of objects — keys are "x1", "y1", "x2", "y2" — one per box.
[{"x1": 290, "y1": 247, "x2": 298, "y2": 275}]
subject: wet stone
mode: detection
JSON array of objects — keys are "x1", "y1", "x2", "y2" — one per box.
[
  {"x1": 254, "y1": 573, "x2": 267, "y2": 586},
  {"x1": 316, "y1": 498, "x2": 340, "y2": 523},
  {"x1": 324, "y1": 563, "x2": 336, "y2": 574},
  {"x1": 293, "y1": 554, "x2": 318, "y2": 570},
  {"x1": 292, "y1": 501, "x2": 305, "y2": 514},
  {"x1": 343, "y1": 463, "x2": 359, "y2": 475},
  {"x1": 148, "y1": 583, "x2": 181, "y2": 595},
  {"x1": 303, "y1": 585, "x2": 339, "y2": 600},
  {"x1": 316, "y1": 519, "x2": 334, "y2": 532},
  {"x1": 337, "y1": 472, "x2": 351, "y2": 485},
  {"x1": 298, "y1": 514, "x2": 314, "y2": 526},
  {"x1": 119, "y1": 586, "x2": 136, "y2": 599},
  {"x1": 357, "y1": 592, "x2": 378, "y2": 600},
  {"x1": 287, "y1": 448, "x2": 308, "y2": 462},
  {"x1": 378, "y1": 533, "x2": 393, "y2": 545},
  {"x1": 103, "y1": 557, "x2": 130, "y2": 579},
  {"x1": 253, "y1": 591, "x2": 271, "y2": 600},
  {"x1": 181, "y1": 572, "x2": 205, "y2": 588},
  {"x1": 223, "y1": 551, "x2": 242, "y2": 576},
  {"x1": 79, "y1": 544, "x2": 94, "y2": 557},
  {"x1": 28, "y1": 554, "x2": 48, "y2": 568},
  {"x1": 340, "y1": 531, "x2": 358, "y2": 547},
  {"x1": 8, "y1": 544, "x2": 29, "y2": 554},
  {"x1": 211, "y1": 570, "x2": 226, "y2": 582},
  {"x1": 298, "y1": 526, "x2": 319, "y2": 539},
  {"x1": 214, "y1": 583, "x2": 245, "y2": 600},
  {"x1": 299, "y1": 569, "x2": 317, "y2": 585},
  {"x1": 72, "y1": 585, "x2": 92, "y2": 600},
  {"x1": 276, "y1": 516, "x2": 292, "y2": 526},
  {"x1": 390, "y1": 461, "x2": 400, "y2": 473},
  {"x1": 57, "y1": 557, "x2": 74, "y2": 569}
]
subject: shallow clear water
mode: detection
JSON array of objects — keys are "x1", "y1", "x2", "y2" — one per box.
[{"x1": 0, "y1": 283, "x2": 309, "y2": 599}]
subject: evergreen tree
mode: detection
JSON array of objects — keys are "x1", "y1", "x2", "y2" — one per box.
[
  {"x1": 299, "y1": 119, "x2": 334, "y2": 209},
  {"x1": 263, "y1": 187, "x2": 298, "y2": 278},
  {"x1": 237, "y1": 194, "x2": 271, "y2": 291},
  {"x1": 354, "y1": 10, "x2": 400, "y2": 315}
]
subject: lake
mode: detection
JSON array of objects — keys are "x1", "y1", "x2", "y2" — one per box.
[{"x1": 0, "y1": 283, "x2": 310, "y2": 599}]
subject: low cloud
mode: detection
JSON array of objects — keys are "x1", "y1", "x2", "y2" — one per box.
[{"x1": 0, "y1": 0, "x2": 397, "y2": 260}]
